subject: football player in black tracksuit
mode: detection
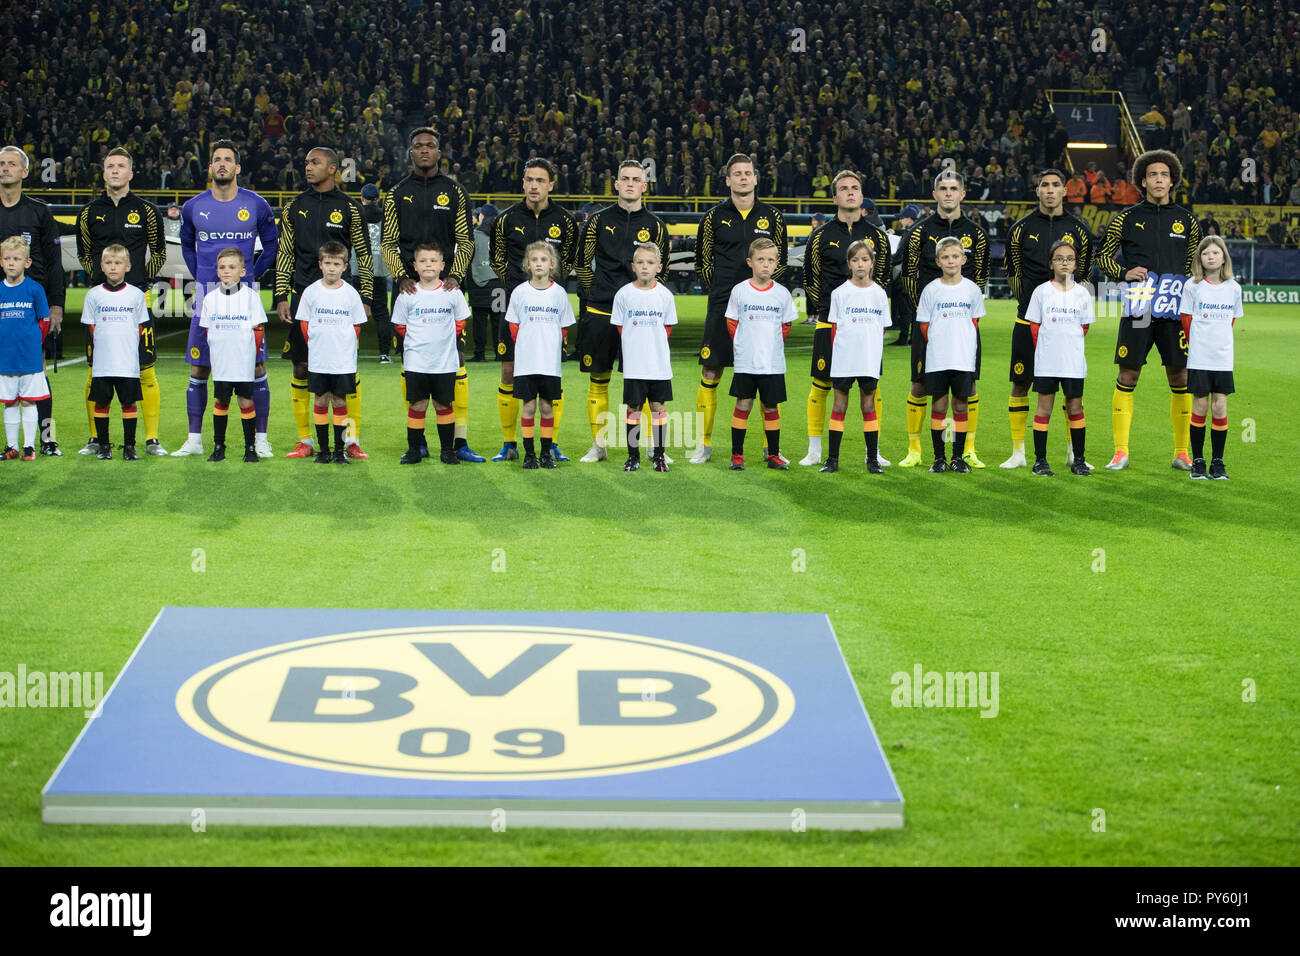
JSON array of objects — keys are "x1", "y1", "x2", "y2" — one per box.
[
  {"x1": 802, "y1": 170, "x2": 890, "y2": 467},
  {"x1": 1000, "y1": 168, "x2": 1092, "y2": 469},
  {"x1": 574, "y1": 160, "x2": 668, "y2": 463},
  {"x1": 273, "y1": 146, "x2": 373, "y2": 458},
  {"x1": 380, "y1": 127, "x2": 483, "y2": 460},
  {"x1": 899, "y1": 170, "x2": 989, "y2": 468},
  {"x1": 0, "y1": 145, "x2": 64, "y2": 455},
  {"x1": 1094, "y1": 149, "x2": 1202, "y2": 471},
  {"x1": 76, "y1": 149, "x2": 168, "y2": 455},
  {"x1": 692, "y1": 153, "x2": 786, "y2": 464},
  {"x1": 489, "y1": 157, "x2": 579, "y2": 461}
]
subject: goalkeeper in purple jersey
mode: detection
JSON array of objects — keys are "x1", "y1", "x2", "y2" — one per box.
[{"x1": 172, "y1": 140, "x2": 279, "y2": 458}]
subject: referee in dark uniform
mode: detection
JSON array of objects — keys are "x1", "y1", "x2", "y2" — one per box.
[
  {"x1": 0, "y1": 145, "x2": 64, "y2": 455},
  {"x1": 693, "y1": 153, "x2": 786, "y2": 464},
  {"x1": 802, "y1": 169, "x2": 889, "y2": 467},
  {"x1": 380, "y1": 127, "x2": 482, "y2": 460},
  {"x1": 489, "y1": 157, "x2": 578, "y2": 461},
  {"x1": 76, "y1": 147, "x2": 167, "y2": 455},
  {"x1": 1095, "y1": 149, "x2": 1202, "y2": 471},
  {"x1": 1000, "y1": 168, "x2": 1092, "y2": 468},
  {"x1": 899, "y1": 169, "x2": 989, "y2": 468},
  {"x1": 273, "y1": 146, "x2": 373, "y2": 458}
]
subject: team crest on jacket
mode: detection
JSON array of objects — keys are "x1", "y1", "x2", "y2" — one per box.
[
  {"x1": 237, "y1": 208, "x2": 251, "y2": 221},
  {"x1": 329, "y1": 210, "x2": 343, "y2": 224},
  {"x1": 548, "y1": 225, "x2": 561, "y2": 238},
  {"x1": 637, "y1": 228, "x2": 651, "y2": 242},
  {"x1": 756, "y1": 217, "x2": 769, "y2": 230},
  {"x1": 1171, "y1": 221, "x2": 1185, "y2": 235},
  {"x1": 1061, "y1": 234, "x2": 1075, "y2": 244},
  {"x1": 126, "y1": 211, "x2": 140, "y2": 225},
  {"x1": 437, "y1": 193, "x2": 450, "y2": 205},
  {"x1": 960, "y1": 235, "x2": 972, "y2": 248}
]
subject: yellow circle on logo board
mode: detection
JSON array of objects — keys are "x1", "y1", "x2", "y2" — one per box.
[
  {"x1": 237, "y1": 208, "x2": 251, "y2": 221},
  {"x1": 636, "y1": 229, "x2": 650, "y2": 242},
  {"x1": 174, "y1": 625, "x2": 796, "y2": 780}
]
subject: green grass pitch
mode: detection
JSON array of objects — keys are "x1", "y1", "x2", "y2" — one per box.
[{"x1": 2, "y1": 294, "x2": 1297, "y2": 866}]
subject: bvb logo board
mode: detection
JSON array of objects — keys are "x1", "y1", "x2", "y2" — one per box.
[{"x1": 176, "y1": 626, "x2": 796, "y2": 780}]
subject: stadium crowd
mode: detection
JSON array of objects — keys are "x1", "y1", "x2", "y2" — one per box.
[{"x1": 2, "y1": 0, "x2": 1291, "y2": 207}]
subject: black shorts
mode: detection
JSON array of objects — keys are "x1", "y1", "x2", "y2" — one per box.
[
  {"x1": 623, "y1": 378, "x2": 673, "y2": 407},
  {"x1": 1010, "y1": 319, "x2": 1035, "y2": 384},
  {"x1": 138, "y1": 319, "x2": 157, "y2": 369},
  {"x1": 832, "y1": 375, "x2": 879, "y2": 394},
  {"x1": 496, "y1": 315, "x2": 515, "y2": 362},
  {"x1": 280, "y1": 291, "x2": 307, "y2": 365},
  {"x1": 576, "y1": 305, "x2": 620, "y2": 375},
  {"x1": 1033, "y1": 376, "x2": 1085, "y2": 398},
  {"x1": 513, "y1": 373, "x2": 563, "y2": 403},
  {"x1": 698, "y1": 296, "x2": 734, "y2": 368},
  {"x1": 910, "y1": 322, "x2": 927, "y2": 384},
  {"x1": 1115, "y1": 318, "x2": 1187, "y2": 369},
  {"x1": 307, "y1": 371, "x2": 356, "y2": 396},
  {"x1": 405, "y1": 370, "x2": 456, "y2": 406},
  {"x1": 924, "y1": 369, "x2": 976, "y2": 399},
  {"x1": 1186, "y1": 368, "x2": 1235, "y2": 396},
  {"x1": 729, "y1": 372, "x2": 787, "y2": 406},
  {"x1": 214, "y1": 380, "x2": 255, "y2": 401},
  {"x1": 89, "y1": 375, "x2": 143, "y2": 406},
  {"x1": 810, "y1": 323, "x2": 833, "y2": 380}
]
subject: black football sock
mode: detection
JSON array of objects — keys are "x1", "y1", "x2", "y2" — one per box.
[{"x1": 437, "y1": 422, "x2": 454, "y2": 454}]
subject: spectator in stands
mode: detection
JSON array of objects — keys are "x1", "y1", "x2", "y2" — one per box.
[
  {"x1": 1066, "y1": 172, "x2": 1087, "y2": 207},
  {"x1": 1089, "y1": 173, "x2": 1112, "y2": 205}
]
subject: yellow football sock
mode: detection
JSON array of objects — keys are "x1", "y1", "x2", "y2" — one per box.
[
  {"x1": 807, "y1": 378, "x2": 831, "y2": 438},
  {"x1": 874, "y1": 391, "x2": 884, "y2": 434},
  {"x1": 587, "y1": 375, "x2": 610, "y2": 440},
  {"x1": 552, "y1": 395, "x2": 564, "y2": 433},
  {"x1": 1170, "y1": 386, "x2": 1191, "y2": 456},
  {"x1": 965, "y1": 392, "x2": 979, "y2": 454},
  {"x1": 85, "y1": 368, "x2": 95, "y2": 437},
  {"x1": 1112, "y1": 383, "x2": 1134, "y2": 454},
  {"x1": 1008, "y1": 393, "x2": 1030, "y2": 451},
  {"x1": 454, "y1": 366, "x2": 468, "y2": 441},
  {"x1": 345, "y1": 379, "x2": 362, "y2": 443},
  {"x1": 697, "y1": 375, "x2": 719, "y2": 446},
  {"x1": 498, "y1": 382, "x2": 518, "y2": 442},
  {"x1": 906, "y1": 394, "x2": 926, "y2": 454},
  {"x1": 291, "y1": 375, "x2": 311, "y2": 441},
  {"x1": 139, "y1": 364, "x2": 161, "y2": 442}
]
